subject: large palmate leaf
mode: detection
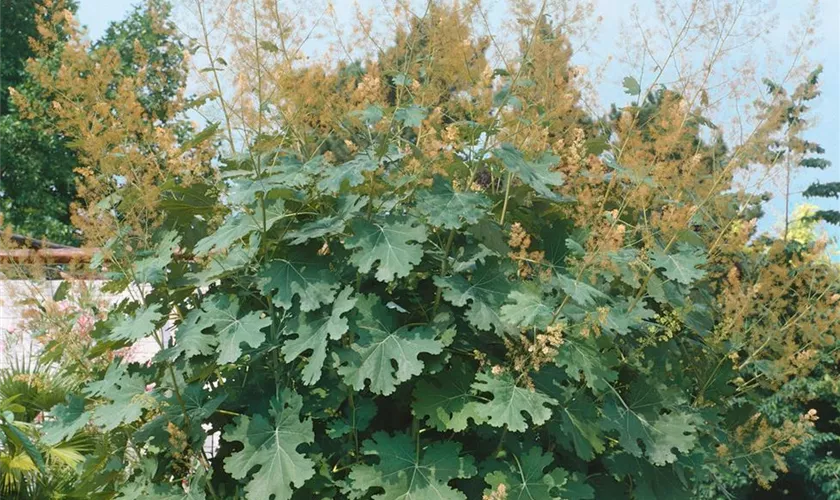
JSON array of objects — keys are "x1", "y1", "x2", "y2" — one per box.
[
  {"x1": 265, "y1": 155, "x2": 327, "y2": 189},
  {"x1": 193, "y1": 200, "x2": 285, "y2": 255},
  {"x1": 259, "y1": 257, "x2": 339, "y2": 312},
  {"x1": 164, "y1": 295, "x2": 270, "y2": 364},
  {"x1": 532, "y1": 366, "x2": 606, "y2": 462},
  {"x1": 84, "y1": 362, "x2": 156, "y2": 431},
  {"x1": 226, "y1": 176, "x2": 274, "y2": 207},
  {"x1": 358, "y1": 104, "x2": 386, "y2": 124},
  {"x1": 203, "y1": 295, "x2": 271, "y2": 364},
  {"x1": 500, "y1": 285, "x2": 557, "y2": 330},
  {"x1": 135, "y1": 384, "x2": 227, "y2": 449},
  {"x1": 185, "y1": 239, "x2": 259, "y2": 288},
  {"x1": 223, "y1": 391, "x2": 315, "y2": 500},
  {"x1": 164, "y1": 385, "x2": 223, "y2": 425},
  {"x1": 345, "y1": 217, "x2": 428, "y2": 282},
  {"x1": 327, "y1": 396, "x2": 377, "y2": 439},
  {"x1": 227, "y1": 156, "x2": 324, "y2": 205},
  {"x1": 435, "y1": 257, "x2": 515, "y2": 334},
  {"x1": 119, "y1": 480, "x2": 208, "y2": 500},
  {"x1": 412, "y1": 361, "x2": 484, "y2": 431},
  {"x1": 394, "y1": 104, "x2": 428, "y2": 128},
  {"x1": 601, "y1": 299, "x2": 655, "y2": 336},
  {"x1": 109, "y1": 304, "x2": 165, "y2": 342},
  {"x1": 193, "y1": 212, "x2": 260, "y2": 256},
  {"x1": 338, "y1": 295, "x2": 443, "y2": 395},
  {"x1": 451, "y1": 242, "x2": 495, "y2": 273},
  {"x1": 42, "y1": 395, "x2": 91, "y2": 445},
  {"x1": 484, "y1": 447, "x2": 593, "y2": 500},
  {"x1": 285, "y1": 194, "x2": 368, "y2": 244},
  {"x1": 622, "y1": 76, "x2": 641, "y2": 95},
  {"x1": 554, "y1": 273, "x2": 609, "y2": 307},
  {"x1": 645, "y1": 412, "x2": 700, "y2": 465},
  {"x1": 159, "y1": 182, "x2": 217, "y2": 222},
  {"x1": 600, "y1": 381, "x2": 699, "y2": 465},
  {"x1": 550, "y1": 391, "x2": 605, "y2": 461},
  {"x1": 133, "y1": 230, "x2": 180, "y2": 284},
  {"x1": 554, "y1": 336, "x2": 618, "y2": 393},
  {"x1": 472, "y1": 372, "x2": 556, "y2": 432},
  {"x1": 415, "y1": 175, "x2": 491, "y2": 229},
  {"x1": 646, "y1": 273, "x2": 688, "y2": 307},
  {"x1": 606, "y1": 248, "x2": 642, "y2": 288},
  {"x1": 540, "y1": 222, "x2": 571, "y2": 271},
  {"x1": 160, "y1": 308, "x2": 216, "y2": 361},
  {"x1": 649, "y1": 243, "x2": 707, "y2": 285},
  {"x1": 317, "y1": 151, "x2": 379, "y2": 193},
  {"x1": 282, "y1": 287, "x2": 356, "y2": 385},
  {"x1": 467, "y1": 218, "x2": 510, "y2": 255},
  {"x1": 349, "y1": 431, "x2": 476, "y2": 500},
  {"x1": 493, "y1": 144, "x2": 565, "y2": 201}
]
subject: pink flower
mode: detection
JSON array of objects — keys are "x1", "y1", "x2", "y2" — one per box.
[
  {"x1": 75, "y1": 313, "x2": 94, "y2": 335},
  {"x1": 113, "y1": 345, "x2": 135, "y2": 359}
]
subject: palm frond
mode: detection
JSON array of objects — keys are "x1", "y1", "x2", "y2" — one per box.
[{"x1": 0, "y1": 357, "x2": 76, "y2": 420}]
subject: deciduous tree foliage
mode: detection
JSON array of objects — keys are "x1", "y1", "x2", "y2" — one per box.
[
  {"x1": 758, "y1": 66, "x2": 840, "y2": 228},
  {"x1": 16, "y1": 1, "x2": 840, "y2": 499},
  {"x1": 0, "y1": 0, "x2": 191, "y2": 245},
  {"x1": 0, "y1": 0, "x2": 80, "y2": 243}
]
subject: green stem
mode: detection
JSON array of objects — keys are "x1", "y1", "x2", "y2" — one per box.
[
  {"x1": 432, "y1": 229, "x2": 456, "y2": 316},
  {"x1": 499, "y1": 172, "x2": 513, "y2": 226},
  {"x1": 127, "y1": 281, "x2": 199, "y2": 492},
  {"x1": 267, "y1": 293, "x2": 281, "y2": 400},
  {"x1": 493, "y1": 427, "x2": 508, "y2": 456},
  {"x1": 348, "y1": 390, "x2": 359, "y2": 456},
  {"x1": 195, "y1": 0, "x2": 236, "y2": 155},
  {"x1": 412, "y1": 418, "x2": 421, "y2": 462},
  {"x1": 167, "y1": 365, "x2": 191, "y2": 432},
  {"x1": 199, "y1": 450, "x2": 221, "y2": 499}
]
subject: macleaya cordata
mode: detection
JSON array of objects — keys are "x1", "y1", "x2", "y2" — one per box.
[{"x1": 19, "y1": 0, "x2": 840, "y2": 499}]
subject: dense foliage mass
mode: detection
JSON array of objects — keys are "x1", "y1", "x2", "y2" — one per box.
[
  {"x1": 0, "y1": 0, "x2": 80, "y2": 243},
  {"x1": 1, "y1": 1, "x2": 838, "y2": 498},
  {"x1": 0, "y1": 0, "x2": 190, "y2": 244}
]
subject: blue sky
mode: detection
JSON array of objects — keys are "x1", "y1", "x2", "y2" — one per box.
[{"x1": 78, "y1": 0, "x2": 838, "y2": 241}]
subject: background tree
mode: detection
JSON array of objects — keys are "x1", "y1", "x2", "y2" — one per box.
[
  {"x1": 0, "y1": 0, "x2": 80, "y2": 244},
  {"x1": 94, "y1": 0, "x2": 189, "y2": 125},
  {"x1": 758, "y1": 66, "x2": 839, "y2": 236},
  {"x1": 0, "y1": 0, "x2": 192, "y2": 245},
  {"x1": 795, "y1": 68, "x2": 840, "y2": 227}
]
